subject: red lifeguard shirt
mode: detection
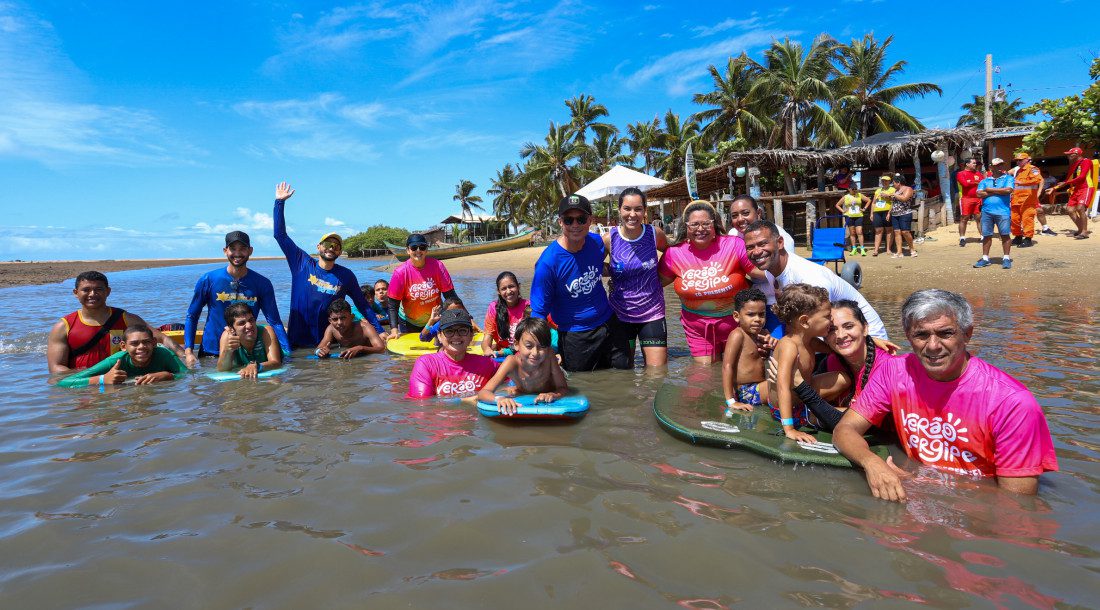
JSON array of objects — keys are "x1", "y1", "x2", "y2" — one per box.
[
  {"x1": 956, "y1": 169, "x2": 983, "y2": 201},
  {"x1": 61, "y1": 307, "x2": 134, "y2": 370}
]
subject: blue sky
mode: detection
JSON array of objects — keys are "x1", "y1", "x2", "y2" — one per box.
[{"x1": 2, "y1": 0, "x2": 1097, "y2": 261}]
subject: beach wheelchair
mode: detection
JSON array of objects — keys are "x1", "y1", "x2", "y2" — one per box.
[{"x1": 807, "y1": 215, "x2": 862, "y2": 289}]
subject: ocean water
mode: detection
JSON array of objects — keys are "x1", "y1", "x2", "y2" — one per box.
[{"x1": 0, "y1": 259, "x2": 1096, "y2": 609}]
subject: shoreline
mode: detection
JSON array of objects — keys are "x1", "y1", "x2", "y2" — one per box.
[{"x1": 0, "y1": 257, "x2": 284, "y2": 288}]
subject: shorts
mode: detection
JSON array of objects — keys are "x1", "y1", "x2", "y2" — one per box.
[
  {"x1": 398, "y1": 319, "x2": 425, "y2": 334},
  {"x1": 680, "y1": 309, "x2": 737, "y2": 358},
  {"x1": 891, "y1": 213, "x2": 913, "y2": 231},
  {"x1": 558, "y1": 317, "x2": 632, "y2": 372},
  {"x1": 769, "y1": 401, "x2": 810, "y2": 428},
  {"x1": 980, "y1": 211, "x2": 1010, "y2": 237},
  {"x1": 844, "y1": 216, "x2": 863, "y2": 227},
  {"x1": 737, "y1": 383, "x2": 762, "y2": 406},
  {"x1": 872, "y1": 211, "x2": 891, "y2": 229},
  {"x1": 616, "y1": 317, "x2": 668, "y2": 349},
  {"x1": 1068, "y1": 188, "x2": 1093, "y2": 208},
  {"x1": 960, "y1": 197, "x2": 982, "y2": 217}
]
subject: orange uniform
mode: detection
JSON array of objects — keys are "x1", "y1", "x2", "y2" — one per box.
[{"x1": 1011, "y1": 162, "x2": 1042, "y2": 238}]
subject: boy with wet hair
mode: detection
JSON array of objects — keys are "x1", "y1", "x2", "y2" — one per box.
[
  {"x1": 217, "y1": 303, "x2": 283, "y2": 379},
  {"x1": 315, "y1": 299, "x2": 387, "y2": 359},
  {"x1": 769, "y1": 283, "x2": 832, "y2": 444},
  {"x1": 57, "y1": 324, "x2": 187, "y2": 387},
  {"x1": 721, "y1": 288, "x2": 770, "y2": 414}
]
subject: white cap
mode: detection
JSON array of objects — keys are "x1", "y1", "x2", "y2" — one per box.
[{"x1": 990, "y1": 157, "x2": 1005, "y2": 166}]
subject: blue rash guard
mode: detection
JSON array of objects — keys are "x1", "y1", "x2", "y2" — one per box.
[
  {"x1": 184, "y1": 267, "x2": 291, "y2": 356},
  {"x1": 274, "y1": 199, "x2": 384, "y2": 348},
  {"x1": 530, "y1": 233, "x2": 612, "y2": 332}
]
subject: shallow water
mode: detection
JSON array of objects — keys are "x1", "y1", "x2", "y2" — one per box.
[{"x1": 0, "y1": 260, "x2": 1097, "y2": 609}]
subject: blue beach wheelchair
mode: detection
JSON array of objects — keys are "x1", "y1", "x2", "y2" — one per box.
[{"x1": 807, "y1": 215, "x2": 862, "y2": 289}]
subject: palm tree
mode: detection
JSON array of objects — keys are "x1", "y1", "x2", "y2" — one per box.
[
  {"x1": 452, "y1": 179, "x2": 485, "y2": 221},
  {"x1": 832, "y1": 34, "x2": 942, "y2": 142},
  {"x1": 750, "y1": 34, "x2": 847, "y2": 148},
  {"x1": 653, "y1": 110, "x2": 700, "y2": 181},
  {"x1": 514, "y1": 162, "x2": 559, "y2": 232},
  {"x1": 956, "y1": 94, "x2": 1028, "y2": 128},
  {"x1": 520, "y1": 122, "x2": 586, "y2": 198},
  {"x1": 487, "y1": 164, "x2": 521, "y2": 232},
  {"x1": 586, "y1": 131, "x2": 635, "y2": 176},
  {"x1": 691, "y1": 53, "x2": 773, "y2": 150},
  {"x1": 626, "y1": 118, "x2": 664, "y2": 175},
  {"x1": 565, "y1": 94, "x2": 613, "y2": 146}
]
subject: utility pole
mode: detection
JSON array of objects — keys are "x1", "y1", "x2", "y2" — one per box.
[{"x1": 984, "y1": 54, "x2": 993, "y2": 134}]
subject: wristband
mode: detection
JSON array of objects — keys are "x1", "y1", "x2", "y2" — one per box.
[
  {"x1": 725, "y1": 398, "x2": 737, "y2": 407},
  {"x1": 781, "y1": 417, "x2": 796, "y2": 427},
  {"x1": 99, "y1": 375, "x2": 105, "y2": 387},
  {"x1": 257, "y1": 362, "x2": 263, "y2": 373}
]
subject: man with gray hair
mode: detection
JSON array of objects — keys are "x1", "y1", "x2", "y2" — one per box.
[{"x1": 834, "y1": 289, "x2": 1058, "y2": 502}]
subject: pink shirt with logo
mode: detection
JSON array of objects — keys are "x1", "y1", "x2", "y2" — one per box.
[
  {"x1": 854, "y1": 353, "x2": 1058, "y2": 478},
  {"x1": 657, "y1": 234, "x2": 753, "y2": 317},
  {"x1": 484, "y1": 298, "x2": 530, "y2": 349},
  {"x1": 388, "y1": 258, "x2": 455, "y2": 327},
  {"x1": 407, "y1": 351, "x2": 498, "y2": 399}
]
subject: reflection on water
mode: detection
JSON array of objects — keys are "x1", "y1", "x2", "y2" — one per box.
[{"x1": 0, "y1": 262, "x2": 1097, "y2": 608}]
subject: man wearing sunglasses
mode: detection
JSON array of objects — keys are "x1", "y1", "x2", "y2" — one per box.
[
  {"x1": 183, "y1": 230, "x2": 291, "y2": 359},
  {"x1": 531, "y1": 194, "x2": 631, "y2": 372},
  {"x1": 273, "y1": 182, "x2": 385, "y2": 349}
]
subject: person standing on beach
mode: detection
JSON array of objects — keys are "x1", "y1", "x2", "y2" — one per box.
[
  {"x1": 47, "y1": 271, "x2": 193, "y2": 373},
  {"x1": 531, "y1": 194, "x2": 631, "y2": 372},
  {"x1": 956, "y1": 158, "x2": 984, "y2": 247},
  {"x1": 870, "y1": 175, "x2": 895, "y2": 256},
  {"x1": 974, "y1": 158, "x2": 1015, "y2": 269},
  {"x1": 603, "y1": 187, "x2": 669, "y2": 367},
  {"x1": 385, "y1": 233, "x2": 459, "y2": 340},
  {"x1": 889, "y1": 174, "x2": 917, "y2": 258},
  {"x1": 272, "y1": 182, "x2": 385, "y2": 349},
  {"x1": 1052, "y1": 147, "x2": 1092, "y2": 239},
  {"x1": 1009, "y1": 152, "x2": 1042, "y2": 248},
  {"x1": 183, "y1": 231, "x2": 290, "y2": 359}
]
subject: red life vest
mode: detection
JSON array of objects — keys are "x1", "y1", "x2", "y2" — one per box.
[{"x1": 62, "y1": 308, "x2": 130, "y2": 370}]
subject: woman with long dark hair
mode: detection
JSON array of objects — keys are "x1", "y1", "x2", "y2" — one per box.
[{"x1": 480, "y1": 271, "x2": 530, "y2": 359}]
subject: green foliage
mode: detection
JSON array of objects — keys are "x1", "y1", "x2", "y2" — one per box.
[
  {"x1": 343, "y1": 225, "x2": 410, "y2": 256},
  {"x1": 956, "y1": 94, "x2": 1027, "y2": 128},
  {"x1": 1022, "y1": 57, "x2": 1100, "y2": 153}
]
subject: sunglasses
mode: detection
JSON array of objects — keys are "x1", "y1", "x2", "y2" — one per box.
[
  {"x1": 442, "y1": 327, "x2": 472, "y2": 337},
  {"x1": 408, "y1": 244, "x2": 428, "y2": 251},
  {"x1": 561, "y1": 214, "x2": 589, "y2": 226}
]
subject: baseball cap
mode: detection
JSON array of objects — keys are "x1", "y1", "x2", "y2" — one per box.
[
  {"x1": 318, "y1": 232, "x2": 343, "y2": 247},
  {"x1": 1064, "y1": 147, "x2": 1084, "y2": 155},
  {"x1": 879, "y1": 174, "x2": 892, "y2": 182},
  {"x1": 437, "y1": 308, "x2": 473, "y2": 331},
  {"x1": 1012, "y1": 152, "x2": 1030, "y2": 160},
  {"x1": 225, "y1": 231, "x2": 250, "y2": 247},
  {"x1": 559, "y1": 194, "x2": 593, "y2": 216},
  {"x1": 406, "y1": 233, "x2": 429, "y2": 247},
  {"x1": 990, "y1": 157, "x2": 1006, "y2": 166}
]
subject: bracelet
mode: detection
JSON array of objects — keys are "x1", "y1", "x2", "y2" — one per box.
[
  {"x1": 781, "y1": 417, "x2": 796, "y2": 427},
  {"x1": 725, "y1": 398, "x2": 737, "y2": 407},
  {"x1": 99, "y1": 375, "x2": 105, "y2": 387},
  {"x1": 257, "y1": 363, "x2": 263, "y2": 373}
]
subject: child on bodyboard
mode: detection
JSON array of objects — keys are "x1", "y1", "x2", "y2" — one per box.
[
  {"x1": 721, "y1": 288, "x2": 770, "y2": 415},
  {"x1": 768, "y1": 283, "x2": 831, "y2": 444},
  {"x1": 476, "y1": 317, "x2": 568, "y2": 416},
  {"x1": 217, "y1": 303, "x2": 282, "y2": 379},
  {"x1": 315, "y1": 299, "x2": 387, "y2": 359}
]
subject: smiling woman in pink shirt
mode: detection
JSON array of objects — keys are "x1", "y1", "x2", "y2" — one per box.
[{"x1": 407, "y1": 309, "x2": 498, "y2": 400}]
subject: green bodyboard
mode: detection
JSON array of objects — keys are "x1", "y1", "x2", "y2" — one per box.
[{"x1": 653, "y1": 381, "x2": 892, "y2": 468}]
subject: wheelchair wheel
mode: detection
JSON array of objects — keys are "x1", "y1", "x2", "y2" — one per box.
[{"x1": 840, "y1": 261, "x2": 863, "y2": 290}]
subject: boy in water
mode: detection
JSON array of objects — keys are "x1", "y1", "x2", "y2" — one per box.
[
  {"x1": 769, "y1": 283, "x2": 832, "y2": 443},
  {"x1": 315, "y1": 300, "x2": 387, "y2": 358},
  {"x1": 419, "y1": 297, "x2": 481, "y2": 343},
  {"x1": 721, "y1": 288, "x2": 770, "y2": 414},
  {"x1": 217, "y1": 303, "x2": 283, "y2": 379},
  {"x1": 57, "y1": 324, "x2": 188, "y2": 387}
]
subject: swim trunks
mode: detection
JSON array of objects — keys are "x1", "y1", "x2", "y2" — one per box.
[
  {"x1": 737, "y1": 382, "x2": 762, "y2": 406},
  {"x1": 769, "y1": 401, "x2": 810, "y2": 428}
]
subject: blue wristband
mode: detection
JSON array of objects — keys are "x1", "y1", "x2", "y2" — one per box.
[
  {"x1": 781, "y1": 417, "x2": 796, "y2": 427},
  {"x1": 257, "y1": 362, "x2": 263, "y2": 373}
]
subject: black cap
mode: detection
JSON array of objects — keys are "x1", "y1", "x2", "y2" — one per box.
[
  {"x1": 406, "y1": 233, "x2": 429, "y2": 247},
  {"x1": 225, "y1": 231, "x2": 250, "y2": 247},
  {"x1": 558, "y1": 194, "x2": 592, "y2": 216},
  {"x1": 437, "y1": 309, "x2": 473, "y2": 331}
]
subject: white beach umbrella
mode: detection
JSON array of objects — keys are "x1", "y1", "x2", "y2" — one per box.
[{"x1": 574, "y1": 165, "x2": 668, "y2": 200}]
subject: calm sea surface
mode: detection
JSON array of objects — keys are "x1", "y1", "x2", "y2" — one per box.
[{"x1": 0, "y1": 259, "x2": 1096, "y2": 609}]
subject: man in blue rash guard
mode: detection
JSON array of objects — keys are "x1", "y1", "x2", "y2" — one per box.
[
  {"x1": 272, "y1": 181, "x2": 385, "y2": 349},
  {"x1": 184, "y1": 230, "x2": 291, "y2": 359}
]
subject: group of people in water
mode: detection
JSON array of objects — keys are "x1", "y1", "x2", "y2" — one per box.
[{"x1": 46, "y1": 183, "x2": 1059, "y2": 502}]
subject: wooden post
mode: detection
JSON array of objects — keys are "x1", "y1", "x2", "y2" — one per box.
[
  {"x1": 937, "y1": 155, "x2": 954, "y2": 225},
  {"x1": 805, "y1": 199, "x2": 816, "y2": 247},
  {"x1": 913, "y1": 151, "x2": 925, "y2": 236},
  {"x1": 817, "y1": 162, "x2": 826, "y2": 192},
  {"x1": 772, "y1": 198, "x2": 784, "y2": 229}
]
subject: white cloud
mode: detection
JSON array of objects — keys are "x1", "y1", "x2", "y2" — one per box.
[
  {"x1": 235, "y1": 207, "x2": 274, "y2": 230},
  {"x1": 626, "y1": 29, "x2": 792, "y2": 96},
  {"x1": 692, "y1": 16, "x2": 760, "y2": 38},
  {"x1": 234, "y1": 93, "x2": 384, "y2": 162},
  {"x1": 324, "y1": 217, "x2": 346, "y2": 227}
]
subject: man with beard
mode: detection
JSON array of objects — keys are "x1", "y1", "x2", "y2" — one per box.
[
  {"x1": 273, "y1": 182, "x2": 384, "y2": 348},
  {"x1": 726, "y1": 194, "x2": 794, "y2": 337},
  {"x1": 183, "y1": 230, "x2": 291, "y2": 359}
]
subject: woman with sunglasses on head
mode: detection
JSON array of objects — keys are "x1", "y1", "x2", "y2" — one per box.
[
  {"x1": 658, "y1": 200, "x2": 766, "y2": 364},
  {"x1": 386, "y1": 233, "x2": 460, "y2": 340},
  {"x1": 531, "y1": 194, "x2": 632, "y2": 372},
  {"x1": 602, "y1": 187, "x2": 669, "y2": 367}
]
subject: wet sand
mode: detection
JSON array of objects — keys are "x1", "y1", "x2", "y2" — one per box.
[{"x1": 0, "y1": 257, "x2": 283, "y2": 288}]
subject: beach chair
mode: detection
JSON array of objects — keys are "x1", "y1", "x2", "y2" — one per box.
[{"x1": 807, "y1": 215, "x2": 862, "y2": 289}]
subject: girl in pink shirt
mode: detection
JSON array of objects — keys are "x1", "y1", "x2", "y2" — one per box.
[
  {"x1": 407, "y1": 310, "x2": 498, "y2": 399},
  {"x1": 480, "y1": 271, "x2": 531, "y2": 358}
]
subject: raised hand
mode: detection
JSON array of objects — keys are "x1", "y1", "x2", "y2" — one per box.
[
  {"x1": 224, "y1": 326, "x2": 241, "y2": 351},
  {"x1": 275, "y1": 181, "x2": 295, "y2": 201}
]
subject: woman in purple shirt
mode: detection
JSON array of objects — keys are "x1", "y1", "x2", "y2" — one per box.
[{"x1": 603, "y1": 187, "x2": 669, "y2": 367}]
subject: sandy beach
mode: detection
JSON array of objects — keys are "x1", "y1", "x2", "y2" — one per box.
[{"x1": 0, "y1": 257, "x2": 283, "y2": 288}]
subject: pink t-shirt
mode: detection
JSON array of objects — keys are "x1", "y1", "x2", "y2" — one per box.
[
  {"x1": 657, "y1": 234, "x2": 753, "y2": 317},
  {"x1": 388, "y1": 258, "x2": 455, "y2": 327},
  {"x1": 854, "y1": 354, "x2": 1059, "y2": 478},
  {"x1": 406, "y1": 351, "x2": 498, "y2": 399},
  {"x1": 484, "y1": 298, "x2": 530, "y2": 349}
]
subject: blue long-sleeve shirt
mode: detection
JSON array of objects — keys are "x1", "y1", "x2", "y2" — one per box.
[
  {"x1": 184, "y1": 267, "x2": 291, "y2": 356},
  {"x1": 530, "y1": 233, "x2": 612, "y2": 332},
  {"x1": 274, "y1": 199, "x2": 383, "y2": 348}
]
